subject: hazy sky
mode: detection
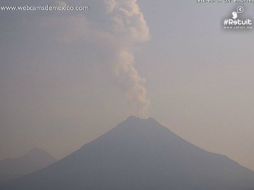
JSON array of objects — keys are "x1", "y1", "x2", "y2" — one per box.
[{"x1": 1, "y1": 0, "x2": 254, "y2": 171}]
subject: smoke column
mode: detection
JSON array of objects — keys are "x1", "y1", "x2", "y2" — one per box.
[{"x1": 105, "y1": 0, "x2": 151, "y2": 118}]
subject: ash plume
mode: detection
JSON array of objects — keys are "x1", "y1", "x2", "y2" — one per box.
[{"x1": 105, "y1": 0, "x2": 151, "y2": 118}]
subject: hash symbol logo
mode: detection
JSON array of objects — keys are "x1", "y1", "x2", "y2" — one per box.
[{"x1": 223, "y1": 6, "x2": 252, "y2": 30}]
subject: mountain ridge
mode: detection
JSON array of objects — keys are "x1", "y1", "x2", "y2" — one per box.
[
  {"x1": 1, "y1": 116, "x2": 254, "y2": 190},
  {"x1": 0, "y1": 148, "x2": 55, "y2": 184}
]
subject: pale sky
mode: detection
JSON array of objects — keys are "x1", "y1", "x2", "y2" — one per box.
[{"x1": 1, "y1": 0, "x2": 254, "y2": 171}]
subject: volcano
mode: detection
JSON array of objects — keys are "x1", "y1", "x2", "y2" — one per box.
[
  {"x1": 0, "y1": 148, "x2": 55, "y2": 184},
  {"x1": 2, "y1": 116, "x2": 254, "y2": 190}
]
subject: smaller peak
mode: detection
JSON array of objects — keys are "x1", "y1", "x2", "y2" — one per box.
[
  {"x1": 28, "y1": 148, "x2": 46, "y2": 155},
  {"x1": 25, "y1": 148, "x2": 55, "y2": 161}
]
